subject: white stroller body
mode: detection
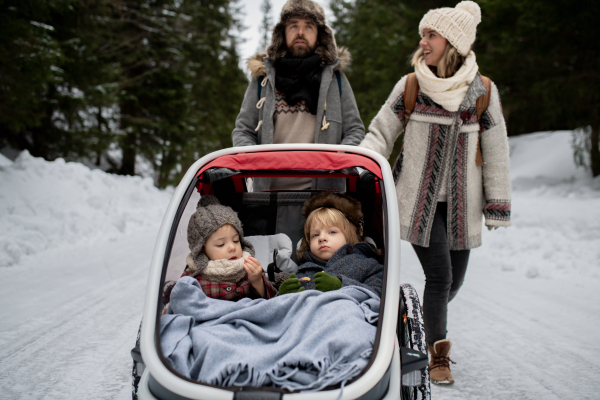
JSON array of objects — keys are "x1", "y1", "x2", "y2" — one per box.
[{"x1": 133, "y1": 144, "x2": 430, "y2": 400}]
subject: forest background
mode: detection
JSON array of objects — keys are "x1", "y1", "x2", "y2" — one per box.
[{"x1": 1, "y1": 0, "x2": 599, "y2": 188}]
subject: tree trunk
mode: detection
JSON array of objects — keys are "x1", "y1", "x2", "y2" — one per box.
[
  {"x1": 119, "y1": 131, "x2": 137, "y2": 176},
  {"x1": 591, "y1": 125, "x2": 600, "y2": 178}
]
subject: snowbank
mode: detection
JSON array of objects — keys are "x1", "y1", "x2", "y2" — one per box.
[
  {"x1": 481, "y1": 130, "x2": 600, "y2": 280},
  {"x1": 0, "y1": 152, "x2": 12, "y2": 167},
  {"x1": 510, "y1": 130, "x2": 600, "y2": 194},
  {"x1": 0, "y1": 151, "x2": 172, "y2": 267}
]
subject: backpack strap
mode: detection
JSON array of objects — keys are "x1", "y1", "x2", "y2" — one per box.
[
  {"x1": 403, "y1": 73, "x2": 419, "y2": 129},
  {"x1": 475, "y1": 75, "x2": 492, "y2": 166},
  {"x1": 391, "y1": 73, "x2": 419, "y2": 182}
]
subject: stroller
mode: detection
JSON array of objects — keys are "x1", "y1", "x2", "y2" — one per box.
[{"x1": 131, "y1": 144, "x2": 431, "y2": 400}]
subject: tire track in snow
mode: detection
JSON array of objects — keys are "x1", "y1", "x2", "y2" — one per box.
[{"x1": 0, "y1": 233, "x2": 155, "y2": 400}]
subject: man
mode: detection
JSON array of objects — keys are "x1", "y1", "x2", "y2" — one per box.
[{"x1": 232, "y1": 0, "x2": 365, "y2": 191}]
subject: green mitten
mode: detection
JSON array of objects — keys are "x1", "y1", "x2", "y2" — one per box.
[
  {"x1": 314, "y1": 271, "x2": 342, "y2": 292},
  {"x1": 278, "y1": 273, "x2": 305, "y2": 295}
]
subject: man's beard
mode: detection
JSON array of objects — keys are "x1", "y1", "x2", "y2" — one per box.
[{"x1": 288, "y1": 38, "x2": 316, "y2": 58}]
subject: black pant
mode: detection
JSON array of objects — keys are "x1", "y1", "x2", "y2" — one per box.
[{"x1": 412, "y1": 202, "x2": 470, "y2": 346}]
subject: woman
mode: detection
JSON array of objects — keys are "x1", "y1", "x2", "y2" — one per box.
[{"x1": 360, "y1": 1, "x2": 511, "y2": 385}]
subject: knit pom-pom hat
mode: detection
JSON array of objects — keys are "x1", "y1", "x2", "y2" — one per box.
[
  {"x1": 187, "y1": 195, "x2": 254, "y2": 275},
  {"x1": 419, "y1": 1, "x2": 482, "y2": 56}
]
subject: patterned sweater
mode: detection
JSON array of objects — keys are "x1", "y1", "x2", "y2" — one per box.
[
  {"x1": 360, "y1": 73, "x2": 511, "y2": 250},
  {"x1": 270, "y1": 91, "x2": 316, "y2": 190}
]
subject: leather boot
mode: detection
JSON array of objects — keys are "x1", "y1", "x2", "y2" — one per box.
[{"x1": 428, "y1": 339, "x2": 455, "y2": 385}]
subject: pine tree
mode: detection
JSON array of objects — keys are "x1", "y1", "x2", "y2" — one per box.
[
  {"x1": 258, "y1": 0, "x2": 273, "y2": 53},
  {"x1": 474, "y1": 0, "x2": 600, "y2": 176},
  {"x1": 105, "y1": 0, "x2": 247, "y2": 185}
]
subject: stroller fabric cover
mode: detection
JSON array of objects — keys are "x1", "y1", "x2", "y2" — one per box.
[{"x1": 160, "y1": 276, "x2": 380, "y2": 391}]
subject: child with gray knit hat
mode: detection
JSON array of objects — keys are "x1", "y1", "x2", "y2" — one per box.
[{"x1": 181, "y1": 195, "x2": 277, "y2": 300}]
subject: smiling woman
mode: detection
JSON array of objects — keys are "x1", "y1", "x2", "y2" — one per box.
[
  {"x1": 419, "y1": 28, "x2": 448, "y2": 68},
  {"x1": 360, "y1": 0, "x2": 512, "y2": 387}
]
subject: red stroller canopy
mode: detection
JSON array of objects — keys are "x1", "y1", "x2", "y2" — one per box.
[{"x1": 196, "y1": 150, "x2": 384, "y2": 179}]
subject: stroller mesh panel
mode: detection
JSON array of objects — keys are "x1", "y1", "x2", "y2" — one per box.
[{"x1": 234, "y1": 192, "x2": 313, "y2": 264}]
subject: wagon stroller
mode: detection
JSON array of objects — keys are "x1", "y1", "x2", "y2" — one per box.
[{"x1": 131, "y1": 144, "x2": 431, "y2": 400}]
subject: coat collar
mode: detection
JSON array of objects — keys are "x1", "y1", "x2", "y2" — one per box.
[{"x1": 460, "y1": 72, "x2": 488, "y2": 110}]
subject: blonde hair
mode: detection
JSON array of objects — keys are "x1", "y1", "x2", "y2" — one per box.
[
  {"x1": 297, "y1": 207, "x2": 361, "y2": 260},
  {"x1": 410, "y1": 44, "x2": 467, "y2": 78}
]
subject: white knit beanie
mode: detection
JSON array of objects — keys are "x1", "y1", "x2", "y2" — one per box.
[{"x1": 419, "y1": 1, "x2": 482, "y2": 56}]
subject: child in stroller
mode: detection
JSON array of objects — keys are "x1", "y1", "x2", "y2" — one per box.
[
  {"x1": 278, "y1": 192, "x2": 384, "y2": 297},
  {"x1": 132, "y1": 145, "x2": 431, "y2": 400},
  {"x1": 180, "y1": 195, "x2": 276, "y2": 300}
]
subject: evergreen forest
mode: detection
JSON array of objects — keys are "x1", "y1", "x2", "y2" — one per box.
[{"x1": 1, "y1": 0, "x2": 598, "y2": 186}]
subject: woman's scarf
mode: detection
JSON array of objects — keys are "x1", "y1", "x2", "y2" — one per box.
[
  {"x1": 413, "y1": 51, "x2": 479, "y2": 112},
  {"x1": 186, "y1": 251, "x2": 251, "y2": 283},
  {"x1": 274, "y1": 53, "x2": 322, "y2": 115}
]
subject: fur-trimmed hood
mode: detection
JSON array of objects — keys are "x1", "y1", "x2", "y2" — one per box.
[{"x1": 247, "y1": 47, "x2": 352, "y2": 79}]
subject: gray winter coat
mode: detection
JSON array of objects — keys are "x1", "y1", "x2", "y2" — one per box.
[
  {"x1": 232, "y1": 49, "x2": 365, "y2": 191},
  {"x1": 295, "y1": 242, "x2": 383, "y2": 298}
]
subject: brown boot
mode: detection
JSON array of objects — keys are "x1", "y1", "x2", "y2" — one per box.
[{"x1": 428, "y1": 339, "x2": 455, "y2": 385}]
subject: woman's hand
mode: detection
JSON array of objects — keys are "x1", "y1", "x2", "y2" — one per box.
[
  {"x1": 314, "y1": 271, "x2": 342, "y2": 292},
  {"x1": 278, "y1": 273, "x2": 305, "y2": 295},
  {"x1": 244, "y1": 256, "x2": 265, "y2": 296}
]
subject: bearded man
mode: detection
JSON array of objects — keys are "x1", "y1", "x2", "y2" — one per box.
[{"x1": 232, "y1": 0, "x2": 365, "y2": 191}]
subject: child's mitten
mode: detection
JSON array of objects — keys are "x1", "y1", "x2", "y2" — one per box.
[
  {"x1": 314, "y1": 271, "x2": 342, "y2": 292},
  {"x1": 278, "y1": 273, "x2": 305, "y2": 295}
]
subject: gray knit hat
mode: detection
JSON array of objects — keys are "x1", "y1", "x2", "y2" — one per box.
[
  {"x1": 266, "y1": 0, "x2": 339, "y2": 64},
  {"x1": 187, "y1": 195, "x2": 255, "y2": 274}
]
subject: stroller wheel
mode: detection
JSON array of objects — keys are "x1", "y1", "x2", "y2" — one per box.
[{"x1": 399, "y1": 284, "x2": 431, "y2": 400}]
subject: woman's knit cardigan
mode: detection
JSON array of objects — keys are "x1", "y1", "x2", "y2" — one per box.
[{"x1": 360, "y1": 73, "x2": 511, "y2": 250}]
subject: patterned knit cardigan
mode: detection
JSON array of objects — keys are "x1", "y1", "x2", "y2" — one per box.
[{"x1": 360, "y1": 73, "x2": 511, "y2": 250}]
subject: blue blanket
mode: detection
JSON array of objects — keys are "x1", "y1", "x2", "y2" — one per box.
[{"x1": 160, "y1": 276, "x2": 380, "y2": 391}]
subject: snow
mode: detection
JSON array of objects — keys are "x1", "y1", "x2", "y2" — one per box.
[
  {"x1": 0, "y1": 151, "x2": 171, "y2": 268},
  {"x1": 0, "y1": 130, "x2": 599, "y2": 399}
]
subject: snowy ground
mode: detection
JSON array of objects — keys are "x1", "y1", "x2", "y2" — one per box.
[{"x1": 1, "y1": 131, "x2": 599, "y2": 399}]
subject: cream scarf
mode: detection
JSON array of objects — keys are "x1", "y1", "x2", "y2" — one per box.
[
  {"x1": 413, "y1": 51, "x2": 479, "y2": 112},
  {"x1": 186, "y1": 251, "x2": 251, "y2": 283}
]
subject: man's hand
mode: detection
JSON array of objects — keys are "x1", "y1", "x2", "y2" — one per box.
[
  {"x1": 314, "y1": 271, "x2": 342, "y2": 292},
  {"x1": 278, "y1": 273, "x2": 305, "y2": 295}
]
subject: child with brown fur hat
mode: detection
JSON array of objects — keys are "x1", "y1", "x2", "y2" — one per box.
[
  {"x1": 182, "y1": 195, "x2": 277, "y2": 300},
  {"x1": 278, "y1": 192, "x2": 383, "y2": 297}
]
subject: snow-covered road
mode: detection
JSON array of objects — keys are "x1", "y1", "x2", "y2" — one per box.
[{"x1": 1, "y1": 131, "x2": 599, "y2": 399}]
